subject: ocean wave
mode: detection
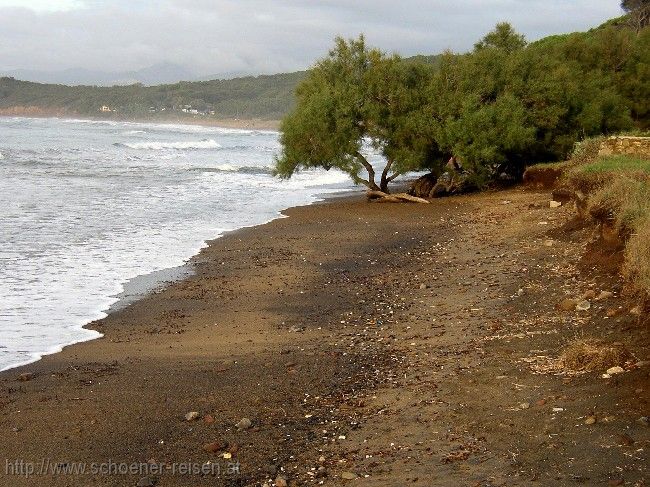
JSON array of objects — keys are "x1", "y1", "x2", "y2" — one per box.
[
  {"x1": 193, "y1": 164, "x2": 274, "y2": 175},
  {"x1": 61, "y1": 118, "x2": 119, "y2": 126},
  {"x1": 123, "y1": 130, "x2": 147, "y2": 135},
  {"x1": 116, "y1": 139, "x2": 222, "y2": 150}
]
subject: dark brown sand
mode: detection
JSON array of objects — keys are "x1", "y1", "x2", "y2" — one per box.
[{"x1": 1, "y1": 189, "x2": 648, "y2": 487}]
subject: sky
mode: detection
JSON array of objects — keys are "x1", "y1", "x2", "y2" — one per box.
[{"x1": 0, "y1": 0, "x2": 624, "y2": 79}]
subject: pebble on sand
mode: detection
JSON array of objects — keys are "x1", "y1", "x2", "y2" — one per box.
[
  {"x1": 557, "y1": 298, "x2": 578, "y2": 311},
  {"x1": 203, "y1": 442, "x2": 221, "y2": 453},
  {"x1": 136, "y1": 477, "x2": 156, "y2": 487},
  {"x1": 606, "y1": 366, "x2": 625, "y2": 375},
  {"x1": 185, "y1": 411, "x2": 200, "y2": 421},
  {"x1": 236, "y1": 417, "x2": 252, "y2": 430}
]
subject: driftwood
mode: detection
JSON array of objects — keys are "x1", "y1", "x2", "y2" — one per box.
[{"x1": 366, "y1": 190, "x2": 430, "y2": 204}]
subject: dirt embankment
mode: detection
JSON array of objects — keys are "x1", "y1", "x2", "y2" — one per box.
[{"x1": 0, "y1": 189, "x2": 648, "y2": 487}]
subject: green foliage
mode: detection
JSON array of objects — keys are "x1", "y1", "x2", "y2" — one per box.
[
  {"x1": 474, "y1": 22, "x2": 527, "y2": 53},
  {"x1": 277, "y1": 18, "x2": 648, "y2": 191},
  {"x1": 579, "y1": 155, "x2": 650, "y2": 174},
  {"x1": 275, "y1": 36, "x2": 443, "y2": 192}
]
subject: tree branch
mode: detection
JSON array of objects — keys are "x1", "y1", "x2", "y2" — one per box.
[
  {"x1": 386, "y1": 171, "x2": 403, "y2": 183},
  {"x1": 381, "y1": 159, "x2": 394, "y2": 184},
  {"x1": 354, "y1": 151, "x2": 379, "y2": 190}
]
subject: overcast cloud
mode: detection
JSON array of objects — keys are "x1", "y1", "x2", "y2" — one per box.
[{"x1": 0, "y1": 0, "x2": 624, "y2": 78}]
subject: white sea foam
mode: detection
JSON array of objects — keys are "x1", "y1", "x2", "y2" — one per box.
[
  {"x1": 0, "y1": 152, "x2": 4, "y2": 159},
  {"x1": 121, "y1": 139, "x2": 222, "y2": 150},
  {"x1": 0, "y1": 116, "x2": 356, "y2": 372}
]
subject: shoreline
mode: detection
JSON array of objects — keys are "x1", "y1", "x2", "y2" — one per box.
[
  {"x1": 1, "y1": 188, "x2": 647, "y2": 486},
  {"x1": 0, "y1": 110, "x2": 281, "y2": 131},
  {"x1": 0, "y1": 188, "x2": 355, "y2": 374}
]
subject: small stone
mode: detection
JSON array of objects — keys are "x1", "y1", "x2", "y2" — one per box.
[
  {"x1": 596, "y1": 291, "x2": 613, "y2": 301},
  {"x1": 341, "y1": 471, "x2": 357, "y2": 480},
  {"x1": 203, "y1": 442, "x2": 221, "y2": 453},
  {"x1": 606, "y1": 366, "x2": 624, "y2": 375},
  {"x1": 203, "y1": 414, "x2": 215, "y2": 424},
  {"x1": 585, "y1": 416, "x2": 597, "y2": 425},
  {"x1": 519, "y1": 402, "x2": 530, "y2": 410},
  {"x1": 543, "y1": 240, "x2": 554, "y2": 247},
  {"x1": 136, "y1": 477, "x2": 155, "y2": 487},
  {"x1": 550, "y1": 200, "x2": 562, "y2": 208},
  {"x1": 318, "y1": 456, "x2": 326, "y2": 463},
  {"x1": 576, "y1": 300, "x2": 591, "y2": 311},
  {"x1": 17, "y1": 373, "x2": 33, "y2": 382},
  {"x1": 630, "y1": 306, "x2": 642, "y2": 316},
  {"x1": 557, "y1": 298, "x2": 578, "y2": 311},
  {"x1": 185, "y1": 411, "x2": 200, "y2": 421},
  {"x1": 536, "y1": 399, "x2": 547, "y2": 406},
  {"x1": 236, "y1": 417, "x2": 252, "y2": 430},
  {"x1": 552, "y1": 407, "x2": 564, "y2": 413},
  {"x1": 419, "y1": 283, "x2": 428, "y2": 290},
  {"x1": 637, "y1": 416, "x2": 649, "y2": 427},
  {"x1": 608, "y1": 480, "x2": 624, "y2": 487},
  {"x1": 222, "y1": 452, "x2": 232, "y2": 460},
  {"x1": 274, "y1": 476, "x2": 288, "y2": 487},
  {"x1": 582, "y1": 289, "x2": 596, "y2": 300},
  {"x1": 288, "y1": 325, "x2": 304, "y2": 333}
]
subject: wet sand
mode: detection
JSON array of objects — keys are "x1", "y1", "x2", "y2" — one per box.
[{"x1": 1, "y1": 189, "x2": 648, "y2": 486}]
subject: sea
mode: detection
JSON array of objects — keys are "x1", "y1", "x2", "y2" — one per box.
[{"x1": 0, "y1": 116, "x2": 355, "y2": 372}]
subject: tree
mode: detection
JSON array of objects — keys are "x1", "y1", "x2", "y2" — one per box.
[
  {"x1": 275, "y1": 36, "x2": 441, "y2": 192},
  {"x1": 474, "y1": 22, "x2": 526, "y2": 53},
  {"x1": 621, "y1": 0, "x2": 650, "y2": 31}
]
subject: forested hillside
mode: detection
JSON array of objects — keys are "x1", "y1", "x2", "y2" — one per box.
[
  {"x1": 0, "y1": 71, "x2": 306, "y2": 120},
  {"x1": 0, "y1": 55, "x2": 442, "y2": 121}
]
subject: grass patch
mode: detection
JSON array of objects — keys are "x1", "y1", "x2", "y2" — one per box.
[
  {"x1": 559, "y1": 138, "x2": 650, "y2": 301},
  {"x1": 560, "y1": 338, "x2": 631, "y2": 372},
  {"x1": 565, "y1": 155, "x2": 650, "y2": 194},
  {"x1": 578, "y1": 155, "x2": 650, "y2": 174},
  {"x1": 624, "y1": 216, "x2": 650, "y2": 298},
  {"x1": 587, "y1": 176, "x2": 650, "y2": 234}
]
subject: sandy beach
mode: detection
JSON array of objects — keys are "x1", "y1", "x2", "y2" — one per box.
[
  {"x1": 0, "y1": 109, "x2": 280, "y2": 130},
  {"x1": 1, "y1": 188, "x2": 648, "y2": 487}
]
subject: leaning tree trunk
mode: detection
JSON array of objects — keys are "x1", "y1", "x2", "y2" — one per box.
[
  {"x1": 379, "y1": 160, "x2": 402, "y2": 193},
  {"x1": 355, "y1": 151, "x2": 381, "y2": 191}
]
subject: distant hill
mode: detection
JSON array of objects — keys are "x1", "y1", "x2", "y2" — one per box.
[
  {"x1": 0, "y1": 63, "x2": 197, "y2": 87},
  {"x1": 0, "y1": 54, "x2": 444, "y2": 122},
  {"x1": 0, "y1": 70, "x2": 307, "y2": 121}
]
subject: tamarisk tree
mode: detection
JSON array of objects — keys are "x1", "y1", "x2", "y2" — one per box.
[{"x1": 274, "y1": 36, "x2": 442, "y2": 193}]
